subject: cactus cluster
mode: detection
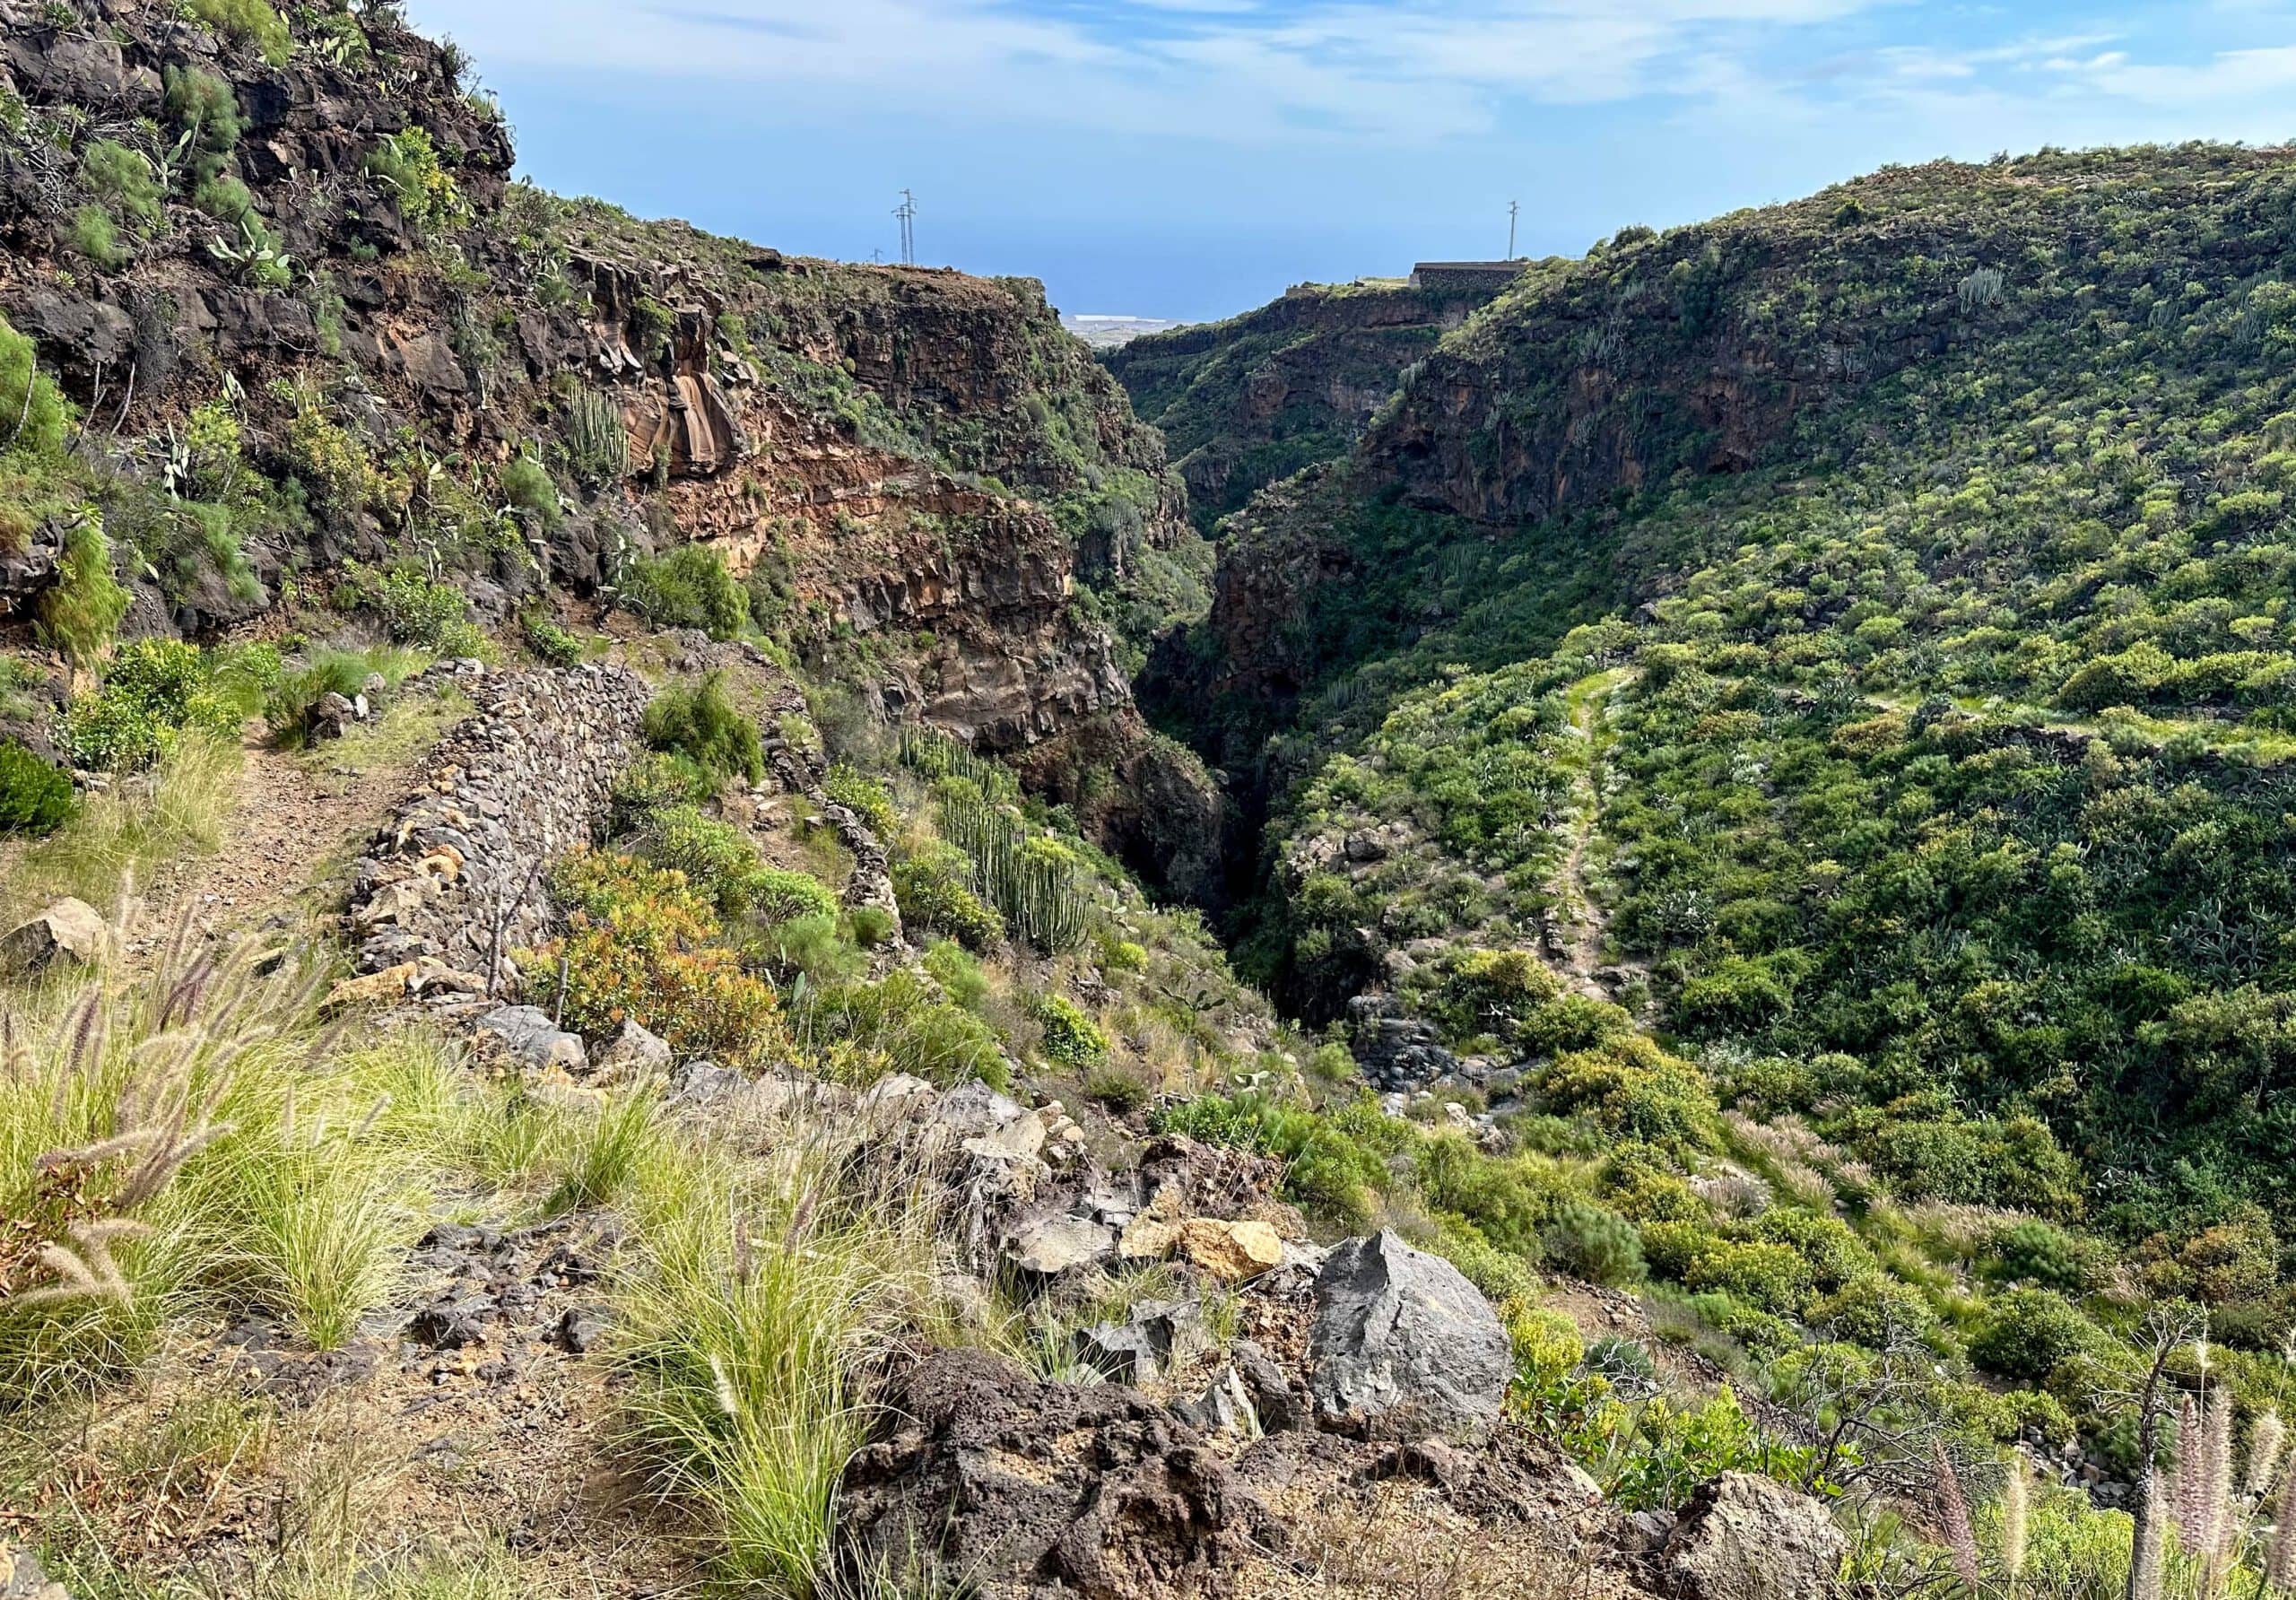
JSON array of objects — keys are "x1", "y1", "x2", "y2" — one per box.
[
  {"x1": 564, "y1": 387, "x2": 628, "y2": 489},
  {"x1": 936, "y1": 790, "x2": 1091, "y2": 953}
]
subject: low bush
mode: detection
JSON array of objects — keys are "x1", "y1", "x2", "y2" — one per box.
[
  {"x1": 641, "y1": 673, "x2": 763, "y2": 787},
  {"x1": 1969, "y1": 1289, "x2": 2099, "y2": 1382},
  {"x1": 609, "y1": 752, "x2": 713, "y2": 835},
  {"x1": 922, "y1": 938, "x2": 989, "y2": 1010},
  {"x1": 36, "y1": 521, "x2": 130, "y2": 667},
  {"x1": 891, "y1": 842, "x2": 1006, "y2": 951},
  {"x1": 620, "y1": 544, "x2": 746, "y2": 639},
  {"x1": 80, "y1": 141, "x2": 160, "y2": 230},
  {"x1": 520, "y1": 607, "x2": 583, "y2": 666},
  {"x1": 187, "y1": 0, "x2": 292, "y2": 65},
  {"x1": 499, "y1": 454, "x2": 561, "y2": 534},
  {"x1": 1544, "y1": 1202, "x2": 1648, "y2": 1286},
  {"x1": 0, "y1": 743, "x2": 74, "y2": 837},
  {"x1": 1028, "y1": 992, "x2": 1109, "y2": 1072},
  {"x1": 530, "y1": 851, "x2": 791, "y2": 1070},
  {"x1": 798, "y1": 970, "x2": 1006, "y2": 1091},
  {"x1": 334, "y1": 561, "x2": 485, "y2": 656},
  {"x1": 67, "y1": 205, "x2": 129, "y2": 272},
  {"x1": 62, "y1": 641, "x2": 239, "y2": 772},
  {"x1": 264, "y1": 647, "x2": 409, "y2": 743}
]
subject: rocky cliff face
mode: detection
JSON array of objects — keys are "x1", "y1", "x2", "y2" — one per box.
[
  {"x1": 1178, "y1": 149, "x2": 2296, "y2": 729},
  {"x1": 0, "y1": 0, "x2": 1195, "y2": 782},
  {"x1": 1103, "y1": 278, "x2": 1503, "y2": 535}
]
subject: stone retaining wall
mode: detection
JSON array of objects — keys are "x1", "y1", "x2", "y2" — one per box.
[{"x1": 347, "y1": 660, "x2": 650, "y2": 979}]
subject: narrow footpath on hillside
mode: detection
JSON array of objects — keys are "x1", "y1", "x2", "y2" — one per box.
[{"x1": 1549, "y1": 667, "x2": 1629, "y2": 1003}]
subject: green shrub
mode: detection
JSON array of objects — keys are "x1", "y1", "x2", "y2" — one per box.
[
  {"x1": 162, "y1": 66, "x2": 243, "y2": 176},
  {"x1": 801, "y1": 970, "x2": 1006, "y2": 1091},
  {"x1": 1084, "y1": 1065, "x2": 1151, "y2": 1114},
  {"x1": 1028, "y1": 992, "x2": 1109, "y2": 1072},
  {"x1": 1984, "y1": 1220, "x2": 2094, "y2": 1291},
  {"x1": 264, "y1": 647, "x2": 405, "y2": 741},
  {"x1": 36, "y1": 520, "x2": 130, "y2": 667},
  {"x1": 335, "y1": 561, "x2": 484, "y2": 656},
  {"x1": 190, "y1": 172, "x2": 256, "y2": 226},
  {"x1": 891, "y1": 842, "x2": 1006, "y2": 951},
  {"x1": 1681, "y1": 1239, "x2": 1813, "y2": 1317},
  {"x1": 64, "y1": 641, "x2": 240, "y2": 773},
  {"x1": 848, "y1": 903, "x2": 895, "y2": 948},
  {"x1": 362, "y1": 127, "x2": 470, "y2": 239},
  {"x1": 1544, "y1": 1201, "x2": 1647, "y2": 1286},
  {"x1": 520, "y1": 608, "x2": 583, "y2": 667},
  {"x1": 823, "y1": 765, "x2": 897, "y2": 839},
  {"x1": 621, "y1": 544, "x2": 747, "y2": 639},
  {"x1": 0, "y1": 743, "x2": 74, "y2": 836},
  {"x1": 1969, "y1": 1289, "x2": 2098, "y2": 1382},
  {"x1": 1807, "y1": 1274, "x2": 1936, "y2": 1347},
  {"x1": 500, "y1": 454, "x2": 561, "y2": 534},
  {"x1": 609, "y1": 752, "x2": 713, "y2": 835},
  {"x1": 922, "y1": 938, "x2": 989, "y2": 1010},
  {"x1": 0, "y1": 313, "x2": 70, "y2": 460},
  {"x1": 188, "y1": 0, "x2": 292, "y2": 65},
  {"x1": 641, "y1": 674, "x2": 763, "y2": 787},
  {"x1": 81, "y1": 140, "x2": 161, "y2": 230}
]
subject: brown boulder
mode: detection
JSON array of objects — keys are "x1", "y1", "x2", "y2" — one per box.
[
  {"x1": 1658, "y1": 1472, "x2": 1847, "y2": 1600},
  {"x1": 0, "y1": 900, "x2": 107, "y2": 975},
  {"x1": 837, "y1": 1347, "x2": 1279, "y2": 1597}
]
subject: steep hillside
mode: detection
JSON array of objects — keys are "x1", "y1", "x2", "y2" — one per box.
[
  {"x1": 1127, "y1": 144, "x2": 2296, "y2": 1593},
  {"x1": 1103, "y1": 275, "x2": 1507, "y2": 535},
  {"x1": 0, "y1": 0, "x2": 1210, "y2": 796}
]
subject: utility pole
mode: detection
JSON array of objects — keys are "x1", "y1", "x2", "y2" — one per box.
[
  {"x1": 1507, "y1": 199, "x2": 1519, "y2": 260},
  {"x1": 893, "y1": 189, "x2": 918, "y2": 265}
]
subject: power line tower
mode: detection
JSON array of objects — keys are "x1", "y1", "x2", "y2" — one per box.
[
  {"x1": 1507, "y1": 200, "x2": 1519, "y2": 260},
  {"x1": 893, "y1": 189, "x2": 918, "y2": 265}
]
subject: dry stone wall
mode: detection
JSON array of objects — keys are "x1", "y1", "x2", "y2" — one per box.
[{"x1": 348, "y1": 660, "x2": 650, "y2": 980}]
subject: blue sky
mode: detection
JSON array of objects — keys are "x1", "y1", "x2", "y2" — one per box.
[{"x1": 402, "y1": 0, "x2": 2296, "y2": 323}]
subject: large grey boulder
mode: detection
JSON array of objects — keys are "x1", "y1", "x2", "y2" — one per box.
[
  {"x1": 1658, "y1": 1472, "x2": 1848, "y2": 1600},
  {"x1": 1307, "y1": 1230, "x2": 1512, "y2": 1436}
]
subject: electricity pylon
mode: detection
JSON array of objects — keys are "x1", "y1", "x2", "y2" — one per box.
[{"x1": 893, "y1": 190, "x2": 918, "y2": 265}]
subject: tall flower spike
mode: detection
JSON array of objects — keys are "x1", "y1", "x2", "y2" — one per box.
[
  {"x1": 2135, "y1": 1470, "x2": 2167, "y2": 1600},
  {"x1": 1935, "y1": 1440, "x2": 1981, "y2": 1595},
  {"x1": 2270, "y1": 1454, "x2": 2296, "y2": 1589},
  {"x1": 2249, "y1": 1410, "x2": 2285, "y2": 1500},
  {"x1": 2001, "y1": 1458, "x2": 2028, "y2": 1582},
  {"x1": 2178, "y1": 1393, "x2": 2203, "y2": 1550},
  {"x1": 2205, "y1": 1387, "x2": 2234, "y2": 1557}
]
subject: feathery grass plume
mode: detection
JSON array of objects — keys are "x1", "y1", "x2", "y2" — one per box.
[
  {"x1": 2248, "y1": 1410, "x2": 2286, "y2": 1500},
  {"x1": 2205, "y1": 1387, "x2": 2235, "y2": 1559},
  {"x1": 1935, "y1": 1441, "x2": 1981, "y2": 1595},
  {"x1": 2270, "y1": 1455, "x2": 2296, "y2": 1589},
  {"x1": 2178, "y1": 1393, "x2": 2205, "y2": 1550},
  {"x1": 2135, "y1": 1469, "x2": 2168, "y2": 1600},
  {"x1": 1, "y1": 923, "x2": 505, "y2": 1398},
  {"x1": 2000, "y1": 1457, "x2": 2028, "y2": 1583}
]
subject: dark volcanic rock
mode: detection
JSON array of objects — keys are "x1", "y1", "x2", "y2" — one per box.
[
  {"x1": 1307, "y1": 1230, "x2": 1513, "y2": 1437},
  {"x1": 837, "y1": 1347, "x2": 1280, "y2": 1598}
]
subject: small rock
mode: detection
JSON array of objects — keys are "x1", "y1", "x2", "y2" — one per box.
[
  {"x1": 592, "y1": 1019, "x2": 671, "y2": 1080},
  {"x1": 1121, "y1": 1216, "x2": 1286, "y2": 1283},
  {"x1": 1012, "y1": 1216, "x2": 1116, "y2": 1277},
  {"x1": 1079, "y1": 1298, "x2": 1212, "y2": 1384},
  {"x1": 1231, "y1": 1338, "x2": 1304, "y2": 1432},
  {"x1": 860, "y1": 1073, "x2": 938, "y2": 1113},
  {"x1": 558, "y1": 1304, "x2": 613, "y2": 1354},
  {"x1": 407, "y1": 1294, "x2": 498, "y2": 1350},
  {"x1": 0, "y1": 899, "x2": 107, "y2": 975},
  {"x1": 4, "y1": 1547, "x2": 69, "y2": 1600},
  {"x1": 963, "y1": 1111, "x2": 1047, "y2": 1164},
  {"x1": 665, "y1": 1058, "x2": 743, "y2": 1106},
  {"x1": 474, "y1": 1005, "x2": 588, "y2": 1074},
  {"x1": 1658, "y1": 1472, "x2": 1850, "y2": 1600},
  {"x1": 1172, "y1": 1365, "x2": 1256, "y2": 1434}
]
